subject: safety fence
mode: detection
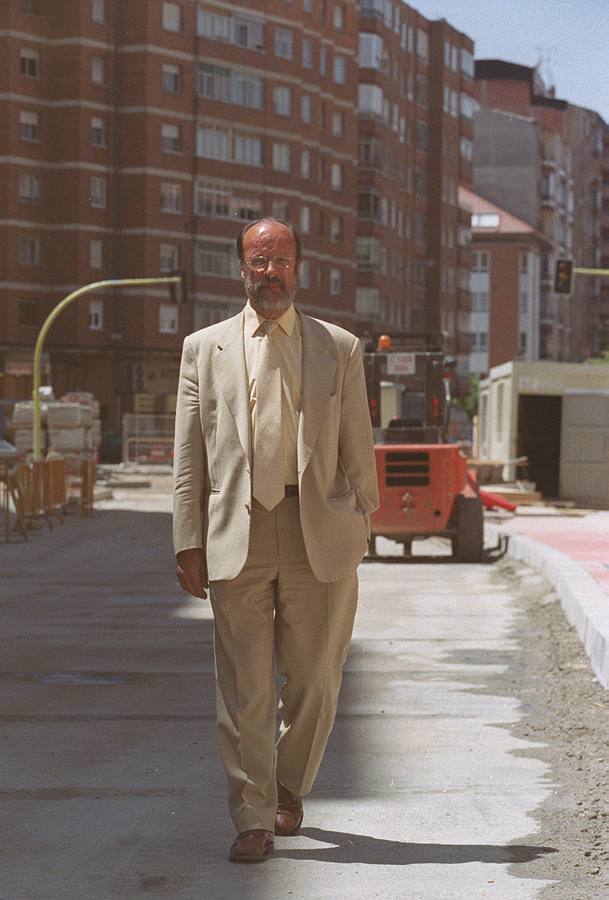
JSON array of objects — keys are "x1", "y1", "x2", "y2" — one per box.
[{"x1": 0, "y1": 457, "x2": 96, "y2": 542}]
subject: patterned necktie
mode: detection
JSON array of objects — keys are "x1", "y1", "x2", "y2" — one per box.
[{"x1": 252, "y1": 320, "x2": 284, "y2": 510}]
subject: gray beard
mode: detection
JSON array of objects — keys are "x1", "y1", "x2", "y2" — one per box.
[{"x1": 244, "y1": 274, "x2": 297, "y2": 316}]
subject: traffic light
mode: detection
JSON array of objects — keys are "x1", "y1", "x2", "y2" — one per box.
[{"x1": 554, "y1": 259, "x2": 573, "y2": 295}]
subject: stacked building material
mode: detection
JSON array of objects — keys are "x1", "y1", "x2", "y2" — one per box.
[{"x1": 10, "y1": 401, "x2": 47, "y2": 454}]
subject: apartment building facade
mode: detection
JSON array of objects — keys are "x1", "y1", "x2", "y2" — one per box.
[
  {"x1": 459, "y1": 187, "x2": 548, "y2": 376},
  {"x1": 356, "y1": 2, "x2": 476, "y2": 378},
  {"x1": 1, "y1": 0, "x2": 477, "y2": 439},
  {"x1": 474, "y1": 59, "x2": 609, "y2": 362}
]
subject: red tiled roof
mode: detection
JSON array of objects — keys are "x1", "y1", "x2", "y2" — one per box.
[{"x1": 458, "y1": 186, "x2": 536, "y2": 235}]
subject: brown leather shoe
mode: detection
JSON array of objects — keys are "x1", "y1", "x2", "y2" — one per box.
[
  {"x1": 229, "y1": 829, "x2": 274, "y2": 863},
  {"x1": 275, "y1": 780, "x2": 304, "y2": 836}
]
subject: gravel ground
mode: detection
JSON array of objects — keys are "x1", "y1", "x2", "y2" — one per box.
[{"x1": 494, "y1": 559, "x2": 609, "y2": 898}]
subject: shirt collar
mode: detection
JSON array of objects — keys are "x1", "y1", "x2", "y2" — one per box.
[{"x1": 244, "y1": 300, "x2": 296, "y2": 337}]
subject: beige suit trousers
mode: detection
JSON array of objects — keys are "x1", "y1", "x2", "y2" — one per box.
[{"x1": 210, "y1": 495, "x2": 358, "y2": 834}]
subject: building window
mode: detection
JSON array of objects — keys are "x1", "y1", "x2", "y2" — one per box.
[
  {"x1": 89, "y1": 176, "x2": 106, "y2": 208},
  {"x1": 89, "y1": 300, "x2": 104, "y2": 331},
  {"x1": 299, "y1": 259, "x2": 310, "y2": 288},
  {"x1": 17, "y1": 298, "x2": 39, "y2": 326},
  {"x1": 416, "y1": 29, "x2": 428, "y2": 61},
  {"x1": 300, "y1": 149, "x2": 311, "y2": 178},
  {"x1": 330, "y1": 215, "x2": 343, "y2": 242},
  {"x1": 91, "y1": 116, "x2": 106, "y2": 147},
  {"x1": 198, "y1": 9, "x2": 264, "y2": 50},
  {"x1": 21, "y1": 0, "x2": 42, "y2": 14},
  {"x1": 356, "y1": 237, "x2": 384, "y2": 272},
  {"x1": 473, "y1": 251, "x2": 490, "y2": 272},
  {"x1": 302, "y1": 37, "x2": 312, "y2": 68},
  {"x1": 195, "y1": 181, "x2": 262, "y2": 221},
  {"x1": 299, "y1": 206, "x2": 310, "y2": 234},
  {"x1": 18, "y1": 172, "x2": 40, "y2": 203},
  {"x1": 161, "y1": 123, "x2": 181, "y2": 153},
  {"x1": 319, "y1": 46, "x2": 327, "y2": 76},
  {"x1": 197, "y1": 127, "x2": 229, "y2": 161},
  {"x1": 301, "y1": 94, "x2": 311, "y2": 123},
  {"x1": 520, "y1": 251, "x2": 529, "y2": 274},
  {"x1": 195, "y1": 241, "x2": 237, "y2": 278},
  {"x1": 333, "y1": 5, "x2": 345, "y2": 29},
  {"x1": 160, "y1": 182, "x2": 182, "y2": 213},
  {"x1": 415, "y1": 213, "x2": 425, "y2": 246},
  {"x1": 91, "y1": 0, "x2": 105, "y2": 22},
  {"x1": 89, "y1": 239, "x2": 103, "y2": 269},
  {"x1": 331, "y1": 111, "x2": 344, "y2": 137},
  {"x1": 415, "y1": 120, "x2": 427, "y2": 153},
  {"x1": 272, "y1": 142, "x2": 291, "y2": 173},
  {"x1": 90, "y1": 56, "x2": 104, "y2": 84},
  {"x1": 274, "y1": 28, "x2": 293, "y2": 59},
  {"x1": 162, "y1": 2, "x2": 181, "y2": 31},
  {"x1": 19, "y1": 236, "x2": 41, "y2": 265},
  {"x1": 271, "y1": 199, "x2": 289, "y2": 220},
  {"x1": 460, "y1": 93, "x2": 475, "y2": 119},
  {"x1": 304, "y1": 0, "x2": 313, "y2": 12},
  {"x1": 273, "y1": 85, "x2": 291, "y2": 116},
  {"x1": 356, "y1": 287, "x2": 381, "y2": 319},
  {"x1": 160, "y1": 244, "x2": 179, "y2": 272},
  {"x1": 159, "y1": 304, "x2": 179, "y2": 334},
  {"x1": 19, "y1": 110, "x2": 39, "y2": 141},
  {"x1": 519, "y1": 332, "x2": 527, "y2": 353},
  {"x1": 198, "y1": 64, "x2": 263, "y2": 109},
  {"x1": 333, "y1": 54, "x2": 346, "y2": 84},
  {"x1": 330, "y1": 268, "x2": 341, "y2": 295},
  {"x1": 461, "y1": 47, "x2": 474, "y2": 78},
  {"x1": 20, "y1": 49, "x2": 40, "y2": 78},
  {"x1": 330, "y1": 163, "x2": 342, "y2": 190},
  {"x1": 162, "y1": 63, "x2": 181, "y2": 93},
  {"x1": 358, "y1": 83, "x2": 384, "y2": 118},
  {"x1": 234, "y1": 133, "x2": 262, "y2": 165}
]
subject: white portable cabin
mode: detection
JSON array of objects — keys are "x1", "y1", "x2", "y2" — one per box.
[{"x1": 479, "y1": 361, "x2": 609, "y2": 505}]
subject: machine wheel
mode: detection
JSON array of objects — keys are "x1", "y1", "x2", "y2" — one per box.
[{"x1": 451, "y1": 495, "x2": 484, "y2": 562}]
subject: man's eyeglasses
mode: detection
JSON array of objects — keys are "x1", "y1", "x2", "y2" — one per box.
[{"x1": 244, "y1": 256, "x2": 295, "y2": 272}]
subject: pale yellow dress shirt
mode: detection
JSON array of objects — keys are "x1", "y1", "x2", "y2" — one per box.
[{"x1": 243, "y1": 301, "x2": 302, "y2": 486}]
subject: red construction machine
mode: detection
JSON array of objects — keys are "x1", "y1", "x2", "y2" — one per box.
[{"x1": 363, "y1": 332, "x2": 483, "y2": 561}]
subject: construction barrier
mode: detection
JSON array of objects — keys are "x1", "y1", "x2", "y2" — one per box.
[
  {"x1": 1, "y1": 458, "x2": 68, "y2": 541},
  {"x1": 79, "y1": 458, "x2": 96, "y2": 517}
]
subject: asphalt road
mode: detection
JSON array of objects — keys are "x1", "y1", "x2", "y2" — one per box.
[{"x1": 1, "y1": 476, "x2": 607, "y2": 899}]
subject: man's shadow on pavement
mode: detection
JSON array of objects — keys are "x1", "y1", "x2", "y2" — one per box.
[{"x1": 274, "y1": 827, "x2": 557, "y2": 866}]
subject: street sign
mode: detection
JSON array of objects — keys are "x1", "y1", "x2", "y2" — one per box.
[{"x1": 386, "y1": 352, "x2": 416, "y2": 376}]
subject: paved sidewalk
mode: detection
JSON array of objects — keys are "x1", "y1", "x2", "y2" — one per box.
[{"x1": 486, "y1": 509, "x2": 609, "y2": 688}]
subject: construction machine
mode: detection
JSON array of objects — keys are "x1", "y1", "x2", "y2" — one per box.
[{"x1": 363, "y1": 332, "x2": 483, "y2": 561}]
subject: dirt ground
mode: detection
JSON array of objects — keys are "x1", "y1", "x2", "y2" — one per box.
[{"x1": 496, "y1": 559, "x2": 609, "y2": 898}]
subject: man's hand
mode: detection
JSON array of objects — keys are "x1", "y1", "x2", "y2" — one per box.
[{"x1": 176, "y1": 548, "x2": 208, "y2": 599}]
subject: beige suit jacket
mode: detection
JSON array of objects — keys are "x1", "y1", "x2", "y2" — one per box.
[{"x1": 172, "y1": 307, "x2": 379, "y2": 583}]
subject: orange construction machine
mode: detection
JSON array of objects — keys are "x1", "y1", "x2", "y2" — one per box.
[{"x1": 363, "y1": 332, "x2": 483, "y2": 561}]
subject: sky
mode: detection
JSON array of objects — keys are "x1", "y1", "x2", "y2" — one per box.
[{"x1": 410, "y1": 0, "x2": 609, "y2": 123}]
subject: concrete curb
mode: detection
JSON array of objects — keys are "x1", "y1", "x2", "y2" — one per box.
[{"x1": 486, "y1": 523, "x2": 609, "y2": 689}]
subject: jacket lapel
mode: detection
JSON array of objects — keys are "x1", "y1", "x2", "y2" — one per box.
[
  {"x1": 298, "y1": 312, "x2": 337, "y2": 475},
  {"x1": 212, "y1": 310, "x2": 250, "y2": 459}
]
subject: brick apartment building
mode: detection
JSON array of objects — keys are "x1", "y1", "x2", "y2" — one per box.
[
  {"x1": 356, "y1": 4, "x2": 476, "y2": 375},
  {"x1": 459, "y1": 186, "x2": 549, "y2": 376},
  {"x1": 1, "y1": 0, "x2": 476, "y2": 445},
  {"x1": 473, "y1": 59, "x2": 609, "y2": 363}
]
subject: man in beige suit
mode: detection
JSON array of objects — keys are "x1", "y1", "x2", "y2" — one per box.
[{"x1": 173, "y1": 218, "x2": 378, "y2": 863}]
